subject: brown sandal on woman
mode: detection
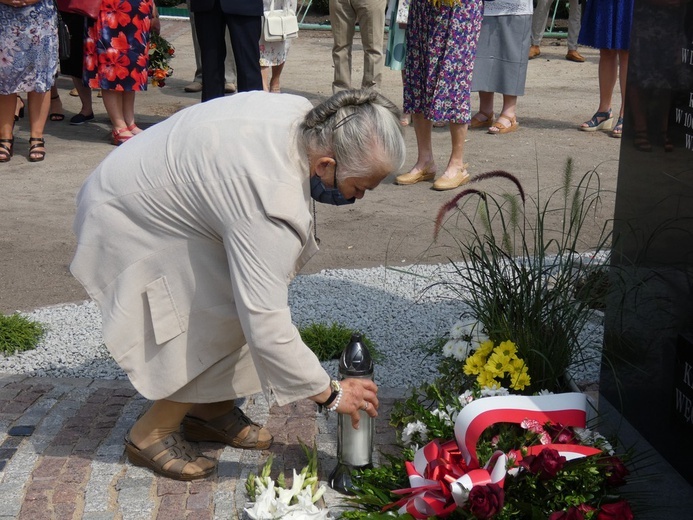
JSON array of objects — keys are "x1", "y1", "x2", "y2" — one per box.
[
  {"x1": 28, "y1": 137, "x2": 46, "y2": 162},
  {"x1": 124, "y1": 432, "x2": 216, "y2": 481},
  {"x1": 488, "y1": 114, "x2": 519, "y2": 135},
  {"x1": 469, "y1": 110, "x2": 494, "y2": 129},
  {"x1": 182, "y1": 407, "x2": 273, "y2": 450}
]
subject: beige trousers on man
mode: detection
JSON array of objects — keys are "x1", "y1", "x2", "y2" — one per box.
[{"x1": 329, "y1": 0, "x2": 387, "y2": 93}]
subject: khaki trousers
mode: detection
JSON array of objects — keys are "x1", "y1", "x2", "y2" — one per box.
[{"x1": 329, "y1": 0, "x2": 388, "y2": 93}]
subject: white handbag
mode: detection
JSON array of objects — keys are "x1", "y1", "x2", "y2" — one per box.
[{"x1": 263, "y1": 0, "x2": 299, "y2": 42}]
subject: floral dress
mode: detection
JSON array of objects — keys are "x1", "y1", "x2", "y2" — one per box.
[
  {"x1": 83, "y1": 0, "x2": 154, "y2": 91},
  {"x1": 0, "y1": 0, "x2": 58, "y2": 94},
  {"x1": 403, "y1": 0, "x2": 483, "y2": 124}
]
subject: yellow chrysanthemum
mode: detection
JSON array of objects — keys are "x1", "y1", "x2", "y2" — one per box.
[
  {"x1": 510, "y1": 370, "x2": 531, "y2": 391},
  {"x1": 485, "y1": 351, "x2": 513, "y2": 377},
  {"x1": 477, "y1": 370, "x2": 500, "y2": 388},
  {"x1": 495, "y1": 340, "x2": 518, "y2": 358},
  {"x1": 464, "y1": 354, "x2": 485, "y2": 376},
  {"x1": 476, "y1": 339, "x2": 495, "y2": 357},
  {"x1": 511, "y1": 356, "x2": 528, "y2": 372}
]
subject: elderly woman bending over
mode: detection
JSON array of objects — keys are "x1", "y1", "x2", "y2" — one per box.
[{"x1": 70, "y1": 89, "x2": 406, "y2": 480}]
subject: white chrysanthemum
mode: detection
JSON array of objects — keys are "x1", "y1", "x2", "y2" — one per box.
[
  {"x1": 480, "y1": 386, "x2": 510, "y2": 397},
  {"x1": 449, "y1": 320, "x2": 471, "y2": 339},
  {"x1": 442, "y1": 340, "x2": 455, "y2": 358},
  {"x1": 401, "y1": 420, "x2": 428, "y2": 445},
  {"x1": 430, "y1": 408, "x2": 455, "y2": 427},
  {"x1": 451, "y1": 340, "x2": 472, "y2": 361},
  {"x1": 536, "y1": 389, "x2": 554, "y2": 396},
  {"x1": 469, "y1": 332, "x2": 490, "y2": 351}
]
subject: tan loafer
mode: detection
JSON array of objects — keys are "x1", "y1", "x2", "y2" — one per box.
[
  {"x1": 184, "y1": 81, "x2": 203, "y2": 93},
  {"x1": 566, "y1": 50, "x2": 585, "y2": 63},
  {"x1": 528, "y1": 45, "x2": 541, "y2": 59},
  {"x1": 395, "y1": 166, "x2": 436, "y2": 185},
  {"x1": 432, "y1": 167, "x2": 470, "y2": 191}
]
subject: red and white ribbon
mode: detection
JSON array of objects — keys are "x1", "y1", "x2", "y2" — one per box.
[{"x1": 389, "y1": 392, "x2": 602, "y2": 518}]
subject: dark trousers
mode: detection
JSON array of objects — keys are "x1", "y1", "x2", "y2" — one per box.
[{"x1": 194, "y1": 0, "x2": 263, "y2": 101}]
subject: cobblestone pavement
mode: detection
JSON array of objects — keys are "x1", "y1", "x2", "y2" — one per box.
[{"x1": 0, "y1": 373, "x2": 404, "y2": 519}]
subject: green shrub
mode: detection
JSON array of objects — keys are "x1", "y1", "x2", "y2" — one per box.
[
  {"x1": 299, "y1": 322, "x2": 379, "y2": 362},
  {"x1": 0, "y1": 313, "x2": 46, "y2": 355}
]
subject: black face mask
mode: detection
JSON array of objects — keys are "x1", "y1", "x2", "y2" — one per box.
[{"x1": 310, "y1": 175, "x2": 355, "y2": 206}]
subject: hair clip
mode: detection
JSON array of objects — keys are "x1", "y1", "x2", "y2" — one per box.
[{"x1": 334, "y1": 112, "x2": 358, "y2": 130}]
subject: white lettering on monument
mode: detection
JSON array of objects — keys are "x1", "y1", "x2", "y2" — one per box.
[
  {"x1": 684, "y1": 47, "x2": 693, "y2": 65},
  {"x1": 675, "y1": 389, "x2": 693, "y2": 424},
  {"x1": 684, "y1": 362, "x2": 693, "y2": 389},
  {"x1": 690, "y1": 93, "x2": 693, "y2": 108}
]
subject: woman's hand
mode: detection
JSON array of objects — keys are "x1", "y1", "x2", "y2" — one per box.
[{"x1": 335, "y1": 378, "x2": 379, "y2": 429}]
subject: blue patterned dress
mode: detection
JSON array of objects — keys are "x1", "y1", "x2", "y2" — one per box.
[
  {"x1": 403, "y1": 0, "x2": 483, "y2": 124},
  {"x1": 578, "y1": 0, "x2": 634, "y2": 50},
  {"x1": 0, "y1": 1, "x2": 58, "y2": 94}
]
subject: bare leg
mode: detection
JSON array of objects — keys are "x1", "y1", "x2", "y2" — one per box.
[
  {"x1": 49, "y1": 85, "x2": 63, "y2": 119},
  {"x1": 488, "y1": 94, "x2": 518, "y2": 134},
  {"x1": 442, "y1": 122, "x2": 468, "y2": 178},
  {"x1": 27, "y1": 90, "x2": 50, "y2": 159},
  {"x1": 261, "y1": 66, "x2": 270, "y2": 92},
  {"x1": 72, "y1": 77, "x2": 93, "y2": 116},
  {"x1": 411, "y1": 112, "x2": 435, "y2": 171},
  {"x1": 579, "y1": 48, "x2": 617, "y2": 129},
  {"x1": 269, "y1": 63, "x2": 285, "y2": 92},
  {"x1": 0, "y1": 94, "x2": 16, "y2": 141},
  {"x1": 101, "y1": 90, "x2": 134, "y2": 140},
  {"x1": 122, "y1": 91, "x2": 139, "y2": 133},
  {"x1": 129, "y1": 400, "x2": 215, "y2": 476},
  {"x1": 471, "y1": 91, "x2": 495, "y2": 124}
]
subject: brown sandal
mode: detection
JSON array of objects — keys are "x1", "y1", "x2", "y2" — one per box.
[
  {"x1": 182, "y1": 407, "x2": 273, "y2": 450},
  {"x1": 469, "y1": 110, "x2": 494, "y2": 129},
  {"x1": 124, "y1": 432, "x2": 216, "y2": 481},
  {"x1": 488, "y1": 114, "x2": 519, "y2": 135}
]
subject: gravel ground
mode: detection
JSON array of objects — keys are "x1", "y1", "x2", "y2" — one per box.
[{"x1": 0, "y1": 263, "x2": 604, "y2": 388}]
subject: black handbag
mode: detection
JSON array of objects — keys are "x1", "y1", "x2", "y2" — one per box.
[{"x1": 56, "y1": 6, "x2": 71, "y2": 60}]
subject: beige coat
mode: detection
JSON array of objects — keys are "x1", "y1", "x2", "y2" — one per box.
[{"x1": 71, "y1": 92, "x2": 330, "y2": 406}]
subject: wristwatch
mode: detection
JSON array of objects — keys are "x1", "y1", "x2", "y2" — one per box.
[{"x1": 318, "y1": 379, "x2": 341, "y2": 412}]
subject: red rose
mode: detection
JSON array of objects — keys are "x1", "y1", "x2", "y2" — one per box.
[
  {"x1": 520, "y1": 448, "x2": 566, "y2": 480},
  {"x1": 549, "y1": 506, "x2": 585, "y2": 520},
  {"x1": 546, "y1": 424, "x2": 577, "y2": 444},
  {"x1": 600, "y1": 456, "x2": 629, "y2": 486},
  {"x1": 597, "y1": 501, "x2": 634, "y2": 520},
  {"x1": 468, "y1": 483, "x2": 504, "y2": 519}
]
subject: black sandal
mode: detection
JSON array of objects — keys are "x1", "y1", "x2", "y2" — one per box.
[
  {"x1": 0, "y1": 138, "x2": 13, "y2": 162},
  {"x1": 49, "y1": 95, "x2": 64, "y2": 122},
  {"x1": 28, "y1": 137, "x2": 46, "y2": 162}
]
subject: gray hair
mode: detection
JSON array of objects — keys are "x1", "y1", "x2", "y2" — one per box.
[{"x1": 299, "y1": 89, "x2": 406, "y2": 180}]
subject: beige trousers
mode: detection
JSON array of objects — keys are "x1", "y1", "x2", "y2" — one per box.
[{"x1": 329, "y1": 0, "x2": 388, "y2": 93}]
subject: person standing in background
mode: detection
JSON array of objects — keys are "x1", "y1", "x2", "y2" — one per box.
[
  {"x1": 329, "y1": 0, "x2": 388, "y2": 93},
  {"x1": 84, "y1": 0, "x2": 159, "y2": 145},
  {"x1": 259, "y1": 0, "x2": 297, "y2": 93},
  {"x1": 189, "y1": 0, "x2": 263, "y2": 101},
  {"x1": 529, "y1": 0, "x2": 584, "y2": 62},
  {"x1": 577, "y1": 0, "x2": 634, "y2": 138},
  {"x1": 385, "y1": 0, "x2": 411, "y2": 126},
  {"x1": 0, "y1": 0, "x2": 58, "y2": 162},
  {"x1": 470, "y1": 0, "x2": 533, "y2": 135},
  {"x1": 395, "y1": 0, "x2": 483, "y2": 191},
  {"x1": 184, "y1": 0, "x2": 238, "y2": 94}
]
